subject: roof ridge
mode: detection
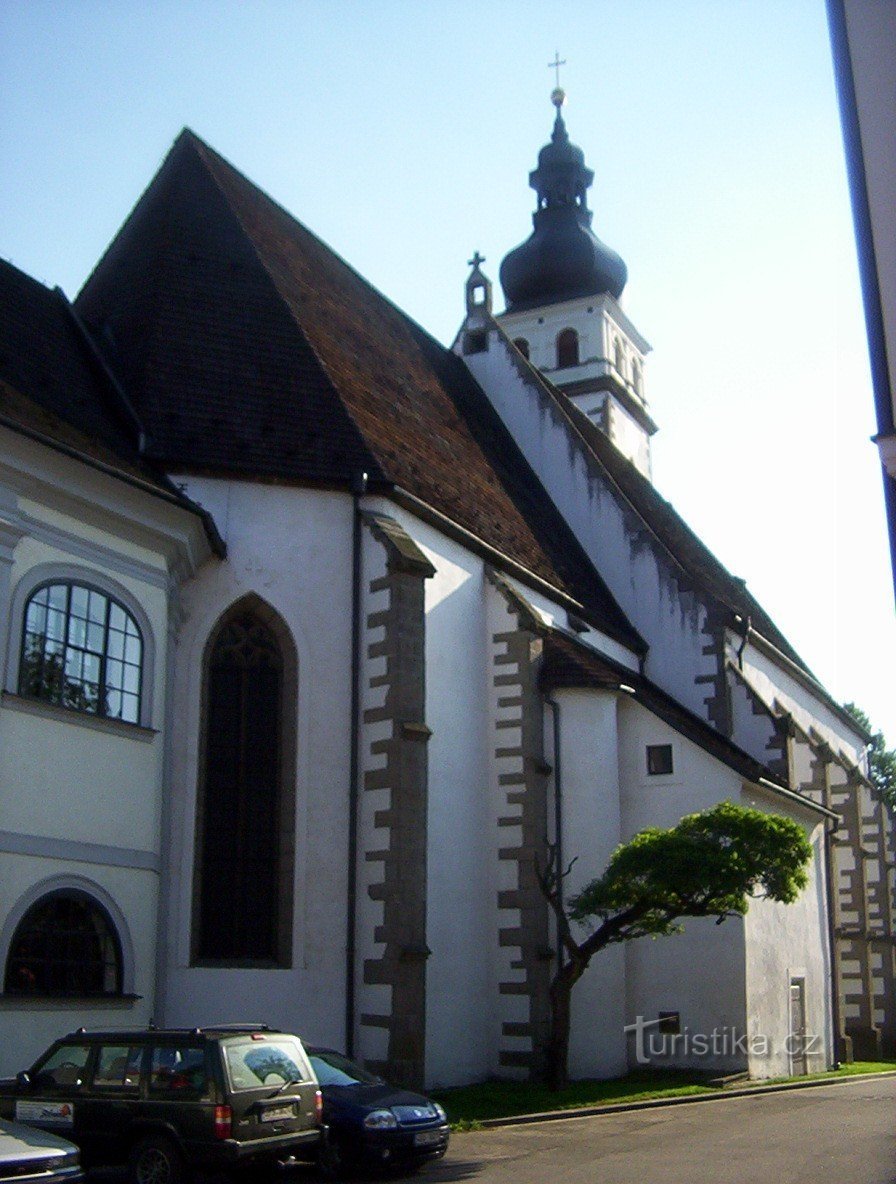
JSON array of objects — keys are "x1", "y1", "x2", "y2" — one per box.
[{"x1": 485, "y1": 313, "x2": 814, "y2": 674}]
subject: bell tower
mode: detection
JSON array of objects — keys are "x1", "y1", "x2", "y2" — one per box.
[{"x1": 497, "y1": 87, "x2": 656, "y2": 480}]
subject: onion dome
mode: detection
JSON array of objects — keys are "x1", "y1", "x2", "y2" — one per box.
[{"x1": 500, "y1": 90, "x2": 627, "y2": 311}]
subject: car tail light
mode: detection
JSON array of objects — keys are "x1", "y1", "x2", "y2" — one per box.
[
  {"x1": 314, "y1": 1089, "x2": 323, "y2": 1126},
  {"x1": 214, "y1": 1104, "x2": 232, "y2": 1139}
]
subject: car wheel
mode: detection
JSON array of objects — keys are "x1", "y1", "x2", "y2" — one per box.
[{"x1": 129, "y1": 1135, "x2": 186, "y2": 1184}]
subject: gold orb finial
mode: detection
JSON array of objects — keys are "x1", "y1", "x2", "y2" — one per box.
[{"x1": 551, "y1": 86, "x2": 566, "y2": 109}]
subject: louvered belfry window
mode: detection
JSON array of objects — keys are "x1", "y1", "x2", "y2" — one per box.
[{"x1": 195, "y1": 609, "x2": 285, "y2": 962}]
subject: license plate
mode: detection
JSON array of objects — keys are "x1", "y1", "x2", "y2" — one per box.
[
  {"x1": 260, "y1": 1104, "x2": 295, "y2": 1123},
  {"x1": 414, "y1": 1130, "x2": 441, "y2": 1147}
]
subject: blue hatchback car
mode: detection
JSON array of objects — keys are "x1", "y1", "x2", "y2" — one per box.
[{"x1": 307, "y1": 1049, "x2": 448, "y2": 1178}]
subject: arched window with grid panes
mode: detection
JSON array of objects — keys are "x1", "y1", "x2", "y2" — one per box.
[
  {"x1": 19, "y1": 581, "x2": 143, "y2": 724},
  {"x1": 3, "y1": 889, "x2": 122, "y2": 997}
]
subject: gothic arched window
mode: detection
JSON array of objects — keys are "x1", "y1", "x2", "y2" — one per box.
[
  {"x1": 4, "y1": 890, "x2": 122, "y2": 997},
  {"x1": 513, "y1": 337, "x2": 530, "y2": 360},
  {"x1": 19, "y1": 582, "x2": 143, "y2": 723},
  {"x1": 557, "y1": 329, "x2": 579, "y2": 369},
  {"x1": 193, "y1": 601, "x2": 296, "y2": 966},
  {"x1": 614, "y1": 337, "x2": 625, "y2": 376}
]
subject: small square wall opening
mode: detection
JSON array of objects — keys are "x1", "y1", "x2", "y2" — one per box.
[{"x1": 647, "y1": 743, "x2": 673, "y2": 776}]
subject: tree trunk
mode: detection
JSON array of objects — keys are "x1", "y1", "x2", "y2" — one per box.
[{"x1": 545, "y1": 960, "x2": 583, "y2": 1090}]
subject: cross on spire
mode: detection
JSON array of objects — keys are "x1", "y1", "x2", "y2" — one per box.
[
  {"x1": 468, "y1": 250, "x2": 486, "y2": 270},
  {"x1": 548, "y1": 52, "x2": 566, "y2": 89}
]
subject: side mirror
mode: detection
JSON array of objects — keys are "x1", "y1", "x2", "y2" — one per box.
[{"x1": 16, "y1": 1071, "x2": 31, "y2": 1089}]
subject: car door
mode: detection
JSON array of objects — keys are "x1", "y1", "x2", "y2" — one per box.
[
  {"x1": 77, "y1": 1042, "x2": 145, "y2": 1164},
  {"x1": 14, "y1": 1041, "x2": 93, "y2": 1143}
]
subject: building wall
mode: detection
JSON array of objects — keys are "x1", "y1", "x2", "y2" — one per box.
[
  {"x1": 551, "y1": 688, "x2": 627, "y2": 1080},
  {"x1": 619, "y1": 698, "x2": 750, "y2": 1073},
  {"x1": 0, "y1": 441, "x2": 201, "y2": 1075},
  {"x1": 463, "y1": 332, "x2": 725, "y2": 725},
  {"x1": 159, "y1": 479, "x2": 354, "y2": 1047}
]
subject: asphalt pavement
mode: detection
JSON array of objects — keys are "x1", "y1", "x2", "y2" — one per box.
[{"x1": 407, "y1": 1075, "x2": 896, "y2": 1184}]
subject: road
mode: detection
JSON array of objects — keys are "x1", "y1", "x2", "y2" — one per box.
[{"x1": 404, "y1": 1077, "x2": 895, "y2": 1184}]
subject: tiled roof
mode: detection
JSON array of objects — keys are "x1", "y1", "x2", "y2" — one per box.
[
  {"x1": 0, "y1": 258, "x2": 152, "y2": 481},
  {"x1": 74, "y1": 130, "x2": 641, "y2": 647},
  {"x1": 0, "y1": 257, "x2": 224, "y2": 551},
  {"x1": 541, "y1": 631, "x2": 835, "y2": 819}
]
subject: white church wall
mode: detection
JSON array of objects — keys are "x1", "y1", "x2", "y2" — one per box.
[
  {"x1": 741, "y1": 788, "x2": 832, "y2": 1078},
  {"x1": 498, "y1": 573, "x2": 640, "y2": 674},
  {"x1": 606, "y1": 399, "x2": 652, "y2": 477},
  {"x1": 618, "y1": 698, "x2": 749, "y2": 1072},
  {"x1": 738, "y1": 638, "x2": 867, "y2": 769},
  {"x1": 160, "y1": 479, "x2": 353, "y2": 1046},
  {"x1": 464, "y1": 336, "x2": 720, "y2": 722},
  {"x1": 551, "y1": 687, "x2": 627, "y2": 1079},
  {"x1": 373, "y1": 506, "x2": 494, "y2": 1088}
]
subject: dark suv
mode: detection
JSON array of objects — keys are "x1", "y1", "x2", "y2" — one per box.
[{"x1": 0, "y1": 1025, "x2": 324, "y2": 1184}]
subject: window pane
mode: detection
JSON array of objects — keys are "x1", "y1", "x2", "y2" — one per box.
[
  {"x1": 46, "y1": 608, "x2": 66, "y2": 642},
  {"x1": 88, "y1": 591, "x2": 108, "y2": 624},
  {"x1": 109, "y1": 603, "x2": 126, "y2": 632},
  {"x1": 125, "y1": 635, "x2": 142, "y2": 666},
  {"x1": 95, "y1": 1045, "x2": 142, "y2": 1088},
  {"x1": 47, "y1": 585, "x2": 68, "y2": 612},
  {"x1": 120, "y1": 693, "x2": 139, "y2": 724},
  {"x1": 33, "y1": 1045, "x2": 91, "y2": 1087},
  {"x1": 106, "y1": 658, "x2": 123, "y2": 690},
  {"x1": 123, "y1": 664, "x2": 140, "y2": 695},
  {"x1": 107, "y1": 629, "x2": 125, "y2": 660},
  {"x1": 70, "y1": 585, "x2": 90, "y2": 618},
  {"x1": 150, "y1": 1046, "x2": 208, "y2": 1095},
  {"x1": 106, "y1": 689, "x2": 123, "y2": 719},
  {"x1": 68, "y1": 615, "x2": 87, "y2": 648},
  {"x1": 25, "y1": 601, "x2": 47, "y2": 635},
  {"x1": 87, "y1": 622, "x2": 105, "y2": 653}
]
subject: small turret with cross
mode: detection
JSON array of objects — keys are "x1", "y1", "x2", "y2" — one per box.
[{"x1": 465, "y1": 250, "x2": 493, "y2": 317}]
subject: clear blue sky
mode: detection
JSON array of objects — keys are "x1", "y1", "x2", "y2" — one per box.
[{"x1": 2, "y1": 0, "x2": 893, "y2": 742}]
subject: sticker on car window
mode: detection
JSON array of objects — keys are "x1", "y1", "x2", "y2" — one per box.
[{"x1": 16, "y1": 1100, "x2": 74, "y2": 1126}]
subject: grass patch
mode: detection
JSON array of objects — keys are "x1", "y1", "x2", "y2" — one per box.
[
  {"x1": 432, "y1": 1062, "x2": 896, "y2": 1128},
  {"x1": 431, "y1": 1069, "x2": 714, "y2": 1126}
]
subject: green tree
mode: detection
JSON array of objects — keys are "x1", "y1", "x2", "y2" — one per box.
[
  {"x1": 843, "y1": 702, "x2": 896, "y2": 810},
  {"x1": 536, "y1": 801, "x2": 813, "y2": 1090}
]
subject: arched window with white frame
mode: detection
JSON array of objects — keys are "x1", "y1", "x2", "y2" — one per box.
[{"x1": 19, "y1": 580, "x2": 144, "y2": 724}]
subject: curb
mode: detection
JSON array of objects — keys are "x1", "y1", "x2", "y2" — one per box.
[{"x1": 471, "y1": 1069, "x2": 896, "y2": 1129}]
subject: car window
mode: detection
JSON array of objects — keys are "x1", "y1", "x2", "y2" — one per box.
[
  {"x1": 309, "y1": 1050, "x2": 382, "y2": 1086},
  {"x1": 33, "y1": 1044, "x2": 91, "y2": 1087},
  {"x1": 149, "y1": 1045, "x2": 209, "y2": 1096},
  {"x1": 93, "y1": 1045, "x2": 143, "y2": 1089},
  {"x1": 224, "y1": 1038, "x2": 312, "y2": 1090}
]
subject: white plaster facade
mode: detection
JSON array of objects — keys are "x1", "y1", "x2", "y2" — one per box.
[{"x1": 0, "y1": 426, "x2": 213, "y2": 1074}]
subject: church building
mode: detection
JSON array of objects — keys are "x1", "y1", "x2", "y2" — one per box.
[{"x1": 0, "y1": 90, "x2": 893, "y2": 1087}]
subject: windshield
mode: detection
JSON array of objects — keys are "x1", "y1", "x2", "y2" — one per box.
[
  {"x1": 309, "y1": 1050, "x2": 382, "y2": 1087},
  {"x1": 224, "y1": 1037, "x2": 312, "y2": 1091}
]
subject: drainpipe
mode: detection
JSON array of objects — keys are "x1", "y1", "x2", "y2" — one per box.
[
  {"x1": 345, "y1": 472, "x2": 367, "y2": 1057},
  {"x1": 544, "y1": 695, "x2": 564, "y2": 978},
  {"x1": 824, "y1": 815, "x2": 843, "y2": 1069}
]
